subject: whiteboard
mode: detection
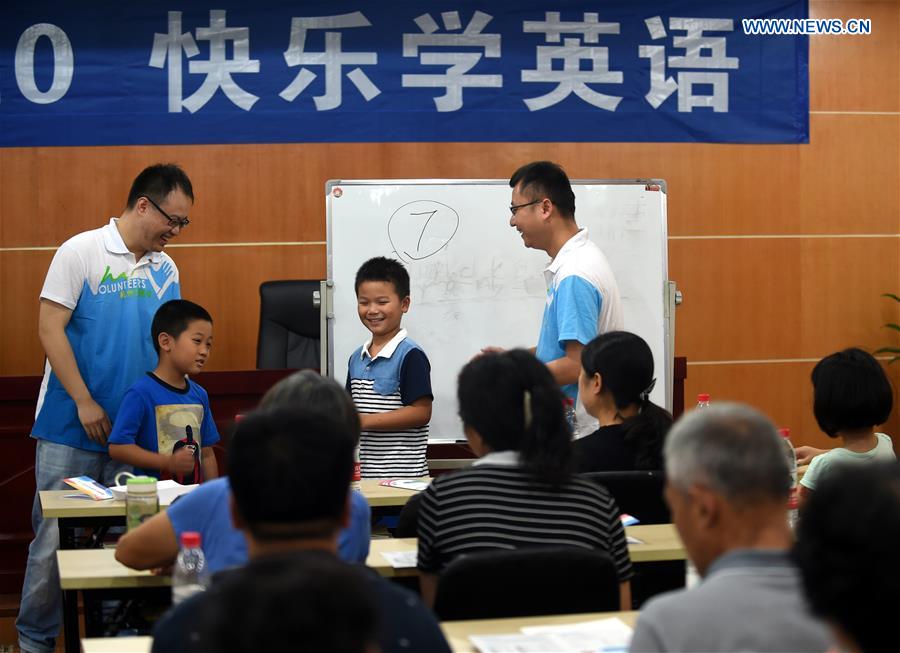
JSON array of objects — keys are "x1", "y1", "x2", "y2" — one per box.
[{"x1": 326, "y1": 180, "x2": 670, "y2": 441}]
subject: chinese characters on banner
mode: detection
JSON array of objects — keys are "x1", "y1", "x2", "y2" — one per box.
[{"x1": 0, "y1": 1, "x2": 808, "y2": 145}]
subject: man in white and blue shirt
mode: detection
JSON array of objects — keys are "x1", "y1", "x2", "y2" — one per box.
[
  {"x1": 18, "y1": 164, "x2": 192, "y2": 653},
  {"x1": 507, "y1": 161, "x2": 623, "y2": 437}
]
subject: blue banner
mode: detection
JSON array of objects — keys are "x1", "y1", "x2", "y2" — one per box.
[{"x1": 0, "y1": 1, "x2": 808, "y2": 146}]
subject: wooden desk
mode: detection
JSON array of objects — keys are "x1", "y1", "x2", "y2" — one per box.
[
  {"x1": 76, "y1": 614, "x2": 640, "y2": 653},
  {"x1": 355, "y1": 478, "x2": 429, "y2": 507},
  {"x1": 43, "y1": 479, "x2": 427, "y2": 550},
  {"x1": 57, "y1": 549, "x2": 169, "y2": 653},
  {"x1": 442, "y1": 611, "x2": 639, "y2": 653},
  {"x1": 366, "y1": 524, "x2": 685, "y2": 577},
  {"x1": 42, "y1": 480, "x2": 425, "y2": 519},
  {"x1": 81, "y1": 636, "x2": 152, "y2": 653}
]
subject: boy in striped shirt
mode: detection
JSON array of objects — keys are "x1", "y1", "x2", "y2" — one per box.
[{"x1": 346, "y1": 257, "x2": 432, "y2": 478}]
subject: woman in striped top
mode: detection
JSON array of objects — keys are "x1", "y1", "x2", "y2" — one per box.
[{"x1": 416, "y1": 349, "x2": 633, "y2": 608}]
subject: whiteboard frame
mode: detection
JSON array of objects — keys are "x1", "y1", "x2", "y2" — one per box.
[{"x1": 325, "y1": 178, "x2": 673, "y2": 424}]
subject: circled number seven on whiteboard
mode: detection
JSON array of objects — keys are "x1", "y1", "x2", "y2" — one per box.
[{"x1": 388, "y1": 200, "x2": 459, "y2": 262}]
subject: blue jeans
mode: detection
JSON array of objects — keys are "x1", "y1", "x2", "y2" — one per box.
[{"x1": 17, "y1": 439, "x2": 130, "y2": 653}]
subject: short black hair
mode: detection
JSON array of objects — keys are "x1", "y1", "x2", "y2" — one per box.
[
  {"x1": 126, "y1": 163, "x2": 194, "y2": 209},
  {"x1": 260, "y1": 370, "x2": 361, "y2": 446},
  {"x1": 151, "y1": 299, "x2": 212, "y2": 355},
  {"x1": 509, "y1": 161, "x2": 576, "y2": 219},
  {"x1": 354, "y1": 256, "x2": 410, "y2": 298},
  {"x1": 198, "y1": 550, "x2": 377, "y2": 653},
  {"x1": 794, "y1": 463, "x2": 900, "y2": 653},
  {"x1": 458, "y1": 349, "x2": 571, "y2": 486},
  {"x1": 811, "y1": 348, "x2": 893, "y2": 437},
  {"x1": 228, "y1": 409, "x2": 354, "y2": 541}
]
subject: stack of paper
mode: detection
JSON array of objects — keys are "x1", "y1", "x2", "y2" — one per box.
[{"x1": 470, "y1": 617, "x2": 633, "y2": 653}]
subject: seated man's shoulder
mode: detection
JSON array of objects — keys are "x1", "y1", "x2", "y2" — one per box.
[
  {"x1": 151, "y1": 591, "x2": 210, "y2": 653},
  {"x1": 366, "y1": 571, "x2": 451, "y2": 653}
]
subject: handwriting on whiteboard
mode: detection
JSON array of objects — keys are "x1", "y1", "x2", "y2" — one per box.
[{"x1": 388, "y1": 200, "x2": 459, "y2": 262}]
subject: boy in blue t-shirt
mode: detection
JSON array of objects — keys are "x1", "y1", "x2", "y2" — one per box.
[
  {"x1": 109, "y1": 299, "x2": 220, "y2": 482},
  {"x1": 346, "y1": 257, "x2": 433, "y2": 478}
]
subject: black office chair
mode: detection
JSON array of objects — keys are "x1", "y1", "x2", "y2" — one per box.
[
  {"x1": 393, "y1": 492, "x2": 424, "y2": 538},
  {"x1": 583, "y1": 470, "x2": 683, "y2": 607},
  {"x1": 433, "y1": 547, "x2": 620, "y2": 621},
  {"x1": 256, "y1": 280, "x2": 322, "y2": 370},
  {"x1": 582, "y1": 470, "x2": 670, "y2": 524}
]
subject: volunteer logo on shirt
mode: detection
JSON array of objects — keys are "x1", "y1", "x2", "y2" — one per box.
[{"x1": 97, "y1": 263, "x2": 176, "y2": 300}]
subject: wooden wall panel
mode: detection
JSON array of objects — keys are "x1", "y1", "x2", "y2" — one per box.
[
  {"x1": 686, "y1": 360, "x2": 900, "y2": 451},
  {"x1": 810, "y1": 1, "x2": 900, "y2": 112},
  {"x1": 176, "y1": 244, "x2": 327, "y2": 371},
  {"x1": 673, "y1": 237, "x2": 900, "y2": 362},
  {"x1": 0, "y1": 250, "x2": 52, "y2": 375},
  {"x1": 800, "y1": 115, "x2": 899, "y2": 233}
]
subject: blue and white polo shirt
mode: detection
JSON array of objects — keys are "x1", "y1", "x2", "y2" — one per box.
[
  {"x1": 33, "y1": 218, "x2": 181, "y2": 452},
  {"x1": 346, "y1": 329, "x2": 432, "y2": 478},
  {"x1": 536, "y1": 228, "x2": 623, "y2": 436}
]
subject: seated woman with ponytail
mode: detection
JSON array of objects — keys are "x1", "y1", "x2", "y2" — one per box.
[
  {"x1": 575, "y1": 331, "x2": 673, "y2": 473},
  {"x1": 416, "y1": 349, "x2": 633, "y2": 608}
]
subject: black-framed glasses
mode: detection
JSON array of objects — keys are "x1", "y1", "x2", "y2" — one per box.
[
  {"x1": 144, "y1": 196, "x2": 190, "y2": 229},
  {"x1": 509, "y1": 199, "x2": 541, "y2": 216}
]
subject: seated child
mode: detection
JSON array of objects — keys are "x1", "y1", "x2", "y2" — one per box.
[
  {"x1": 416, "y1": 350, "x2": 633, "y2": 609},
  {"x1": 108, "y1": 299, "x2": 219, "y2": 483},
  {"x1": 799, "y1": 347, "x2": 894, "y2": 498},
  {"x1": 346, "y1": 257, "x2": 432, "y2": 478},
  {"x1": 575, "y1": 331, "x2": 673, "y2": 472}
]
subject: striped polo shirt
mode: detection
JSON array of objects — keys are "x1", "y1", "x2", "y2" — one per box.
[
  {"x1": 416, "y1": 453, "x2": 634, "y2": 580},
  {"x1": 346, "y1": 329, "x2": 432, "y2": 478}
]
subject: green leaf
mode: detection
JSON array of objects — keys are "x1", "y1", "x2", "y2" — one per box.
[
  {"x1": 873, "y1": 347, "x2": 900, "y2": 355},
  {"x1": 882, "y1": 293, "x2": 900, "y2": 303},
  {"x1": 885, "y1": 324, "x2": 900, "y2": 333}
]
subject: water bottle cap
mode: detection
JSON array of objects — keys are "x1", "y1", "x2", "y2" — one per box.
[
  {"x1": 778, "y1": 427, "x2": 791, "y2": 438},
  {"x1": 181, "y1": 531, "x2": 202, "y2": 548},
  {"x1": 697, "y1": 393, "x2": 710, "y2": 402}
]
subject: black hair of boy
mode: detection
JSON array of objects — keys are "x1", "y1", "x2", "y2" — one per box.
[
  {"x1": 581, "y1": 331, "x2": 673, "y2": 469},
  {"x1": 794, "y1": 463, "x2": 900, "y2": 653},
  {"x1": 354, "y1": 256, "x2": 410, "y2": 298},
  {"x1": 509, "y1": 161, "x2": 576, "y2": 219},
  {"x1": 151, "y1": 299, "x2": 213, "y2": 355},
  {"x1": 197, "y1": 550, "x2": 377, "y2": 653},
  {"x1": 228, "y1": 409, "x2": 354, "y2": 541},
  {"x1": 811, "y1": 347, "x2": 893, "y2": 437},
  {"x1": 458, "y1": 349, "x2": 571, "y2": 485},
  {"x1": 126, "y1": 163, "x2": 194, "y2": 208},
  {"x1": 259, "y1": 369, "x2": 361, "y2": 445}
]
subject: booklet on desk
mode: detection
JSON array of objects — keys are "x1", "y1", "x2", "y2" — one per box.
[
  {"x1": 63, "y1": 476, "x2": 113, "y2": 501},
  {"x1": 378, "y1": 479, "x2": 430, "y2": 491}
]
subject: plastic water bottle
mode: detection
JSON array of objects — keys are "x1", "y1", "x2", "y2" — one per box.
[
  {"x1": 779, "y1": 428, "x2": 799, "y2": 530},
  {"x1": 563, "y1": 398, "x2": 576, "y2": 433},
  {"x1": 684, "y1": 392, "x2": 712, "y2": 588},
  {"x1": 172, "y1": 531, "x2": 207, "y2": 605}
]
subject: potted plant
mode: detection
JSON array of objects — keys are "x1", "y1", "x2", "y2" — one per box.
[{"x1": 875, "y1": 293, "x2": 900, "y2": 364}]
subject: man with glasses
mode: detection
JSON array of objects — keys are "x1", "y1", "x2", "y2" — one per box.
[
  {"x1": 18, "y1": 164, "x2": 192, "y2": 653},
  {"x1": 504, "y1": 161, "x2": 622, "y2": 437}
]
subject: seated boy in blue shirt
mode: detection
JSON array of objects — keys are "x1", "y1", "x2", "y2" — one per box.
[
  {"x1": 346, "y1": 257, "x2": 432, "y2": 478},
  {"x1": 109, "y1": 299, "x2": 219, "y2": 482}
]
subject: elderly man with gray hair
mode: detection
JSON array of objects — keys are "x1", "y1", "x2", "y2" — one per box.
[{"x1": 629, "y1": 403, "x2": 832, "y2": 653}]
